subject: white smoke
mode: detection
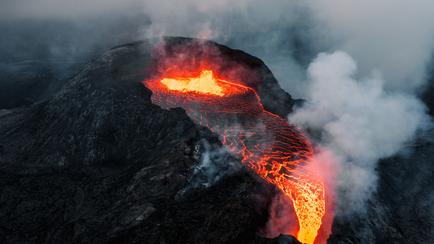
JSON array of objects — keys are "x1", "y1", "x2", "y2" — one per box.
[
  {"x1": 289, "y1": 51, "x2": 431, "y2": 214},
  {"x1": 181, "y1": 140, "x2": 241, "y2": 192}
]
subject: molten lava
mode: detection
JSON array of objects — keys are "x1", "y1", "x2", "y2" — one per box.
[
  {"x1": 145, "y1": 70, "x2": 328, "y2": 244},
  {"x1": 161, "y1": 70, "x2": 225, "y2": 96}
]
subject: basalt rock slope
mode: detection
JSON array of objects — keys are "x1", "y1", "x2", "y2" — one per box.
[{"x1": 0, "y1": 38, "x2": 299, "y2": 244}]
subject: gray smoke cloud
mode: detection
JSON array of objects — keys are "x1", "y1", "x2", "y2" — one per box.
[{"x1": 289, "y1": 51, "x2": 431, "y2": 214}]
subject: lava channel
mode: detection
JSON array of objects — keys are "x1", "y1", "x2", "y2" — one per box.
[{"x1": 145, "y1": 69, "x2": 327, "y2": 244}]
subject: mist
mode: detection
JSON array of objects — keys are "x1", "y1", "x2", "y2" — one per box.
[{"x1": 2, "y1": 1, "x2": 434, "y2": 95}]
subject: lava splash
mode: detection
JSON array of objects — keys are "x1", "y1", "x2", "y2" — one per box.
[{"x1": 145, "y1": 69, "x2": 327, "y2": 244}]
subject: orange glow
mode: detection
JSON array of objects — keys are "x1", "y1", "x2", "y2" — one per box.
[
  {"x1": 161, "y1": 70, "x2": 224, "y2": 96},
  {"x1": 145, "y1": 69, "x2": 331, "y2": 244}
]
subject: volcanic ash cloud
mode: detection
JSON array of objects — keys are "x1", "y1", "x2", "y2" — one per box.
[{"x1": 289, "y1": 51, "x2": 431, "y2": 215}]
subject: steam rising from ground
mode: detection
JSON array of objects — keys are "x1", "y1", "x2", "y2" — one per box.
[
  {"x1": 289, "y1": 51, "x2": 431, "y2": 214},
  {"x1": 190, "y1": 140, "x2": 241, "y2": 189}
]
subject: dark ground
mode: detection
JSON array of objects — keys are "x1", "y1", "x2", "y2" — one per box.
[
  {"x1": 0, "y1": 38, "x2": 299, "y2": 244},
  {"x1": 0, "y1": 37, "x2": 433, "y2": 243}
]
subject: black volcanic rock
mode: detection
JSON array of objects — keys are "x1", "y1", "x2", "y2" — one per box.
[
  {"x1": 328, "y1": 131, "x2": 434, "y2": 244},
  {"x1": 0, "y1": 38, "x2": 293, "y2": 243}
]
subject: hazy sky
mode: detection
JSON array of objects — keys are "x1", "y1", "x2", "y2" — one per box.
[{"x1": 3, "y1": 0, "x2": 434, "y2": 95}]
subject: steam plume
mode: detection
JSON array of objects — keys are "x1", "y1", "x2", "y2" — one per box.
[{"x1": 289, "y1": 51, "x2": 431, "y2": 214}]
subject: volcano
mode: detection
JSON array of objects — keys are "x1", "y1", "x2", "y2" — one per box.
[
  {"x1": 142, "y1": 39, "x2": 336, "y2": 243},
  {"x1": 1, "y1": 37, "x2": 433, "y2": 244},
  {"x1": 0, "y1": 37, "x2": 303, "y2": 244}
]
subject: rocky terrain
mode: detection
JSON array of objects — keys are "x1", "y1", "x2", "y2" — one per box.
[
  {"x1": 0, "y1": 37, "x2": 300, "y2": 244},
  {"x1": 0, "y1": 37, "x2": 433, "y2": 243}
]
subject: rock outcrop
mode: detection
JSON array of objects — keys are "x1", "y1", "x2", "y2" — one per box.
[{"x1": 0, "y1": 37, "x2": 295, "y2": 243}]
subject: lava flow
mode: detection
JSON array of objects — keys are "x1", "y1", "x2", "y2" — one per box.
[{"x1": 145, "y1": 69, "x2": 327, "y2": 244}]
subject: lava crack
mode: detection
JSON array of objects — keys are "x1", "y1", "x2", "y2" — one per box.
[{"x1": 145, "y1": 70, "x2": 326, "y2": 244}]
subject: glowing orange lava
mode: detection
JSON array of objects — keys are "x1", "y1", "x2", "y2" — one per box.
[
  {"x1": 145, "y1": 70, "x2": 328, "y2": 244},
  {"x1": 161, "y1": 70, "x2": 225, "y2": 96}
]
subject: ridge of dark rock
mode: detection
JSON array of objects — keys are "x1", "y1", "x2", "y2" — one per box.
[{"x1": 0, "y1": 37, "x2": 292, "y2": 243}]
